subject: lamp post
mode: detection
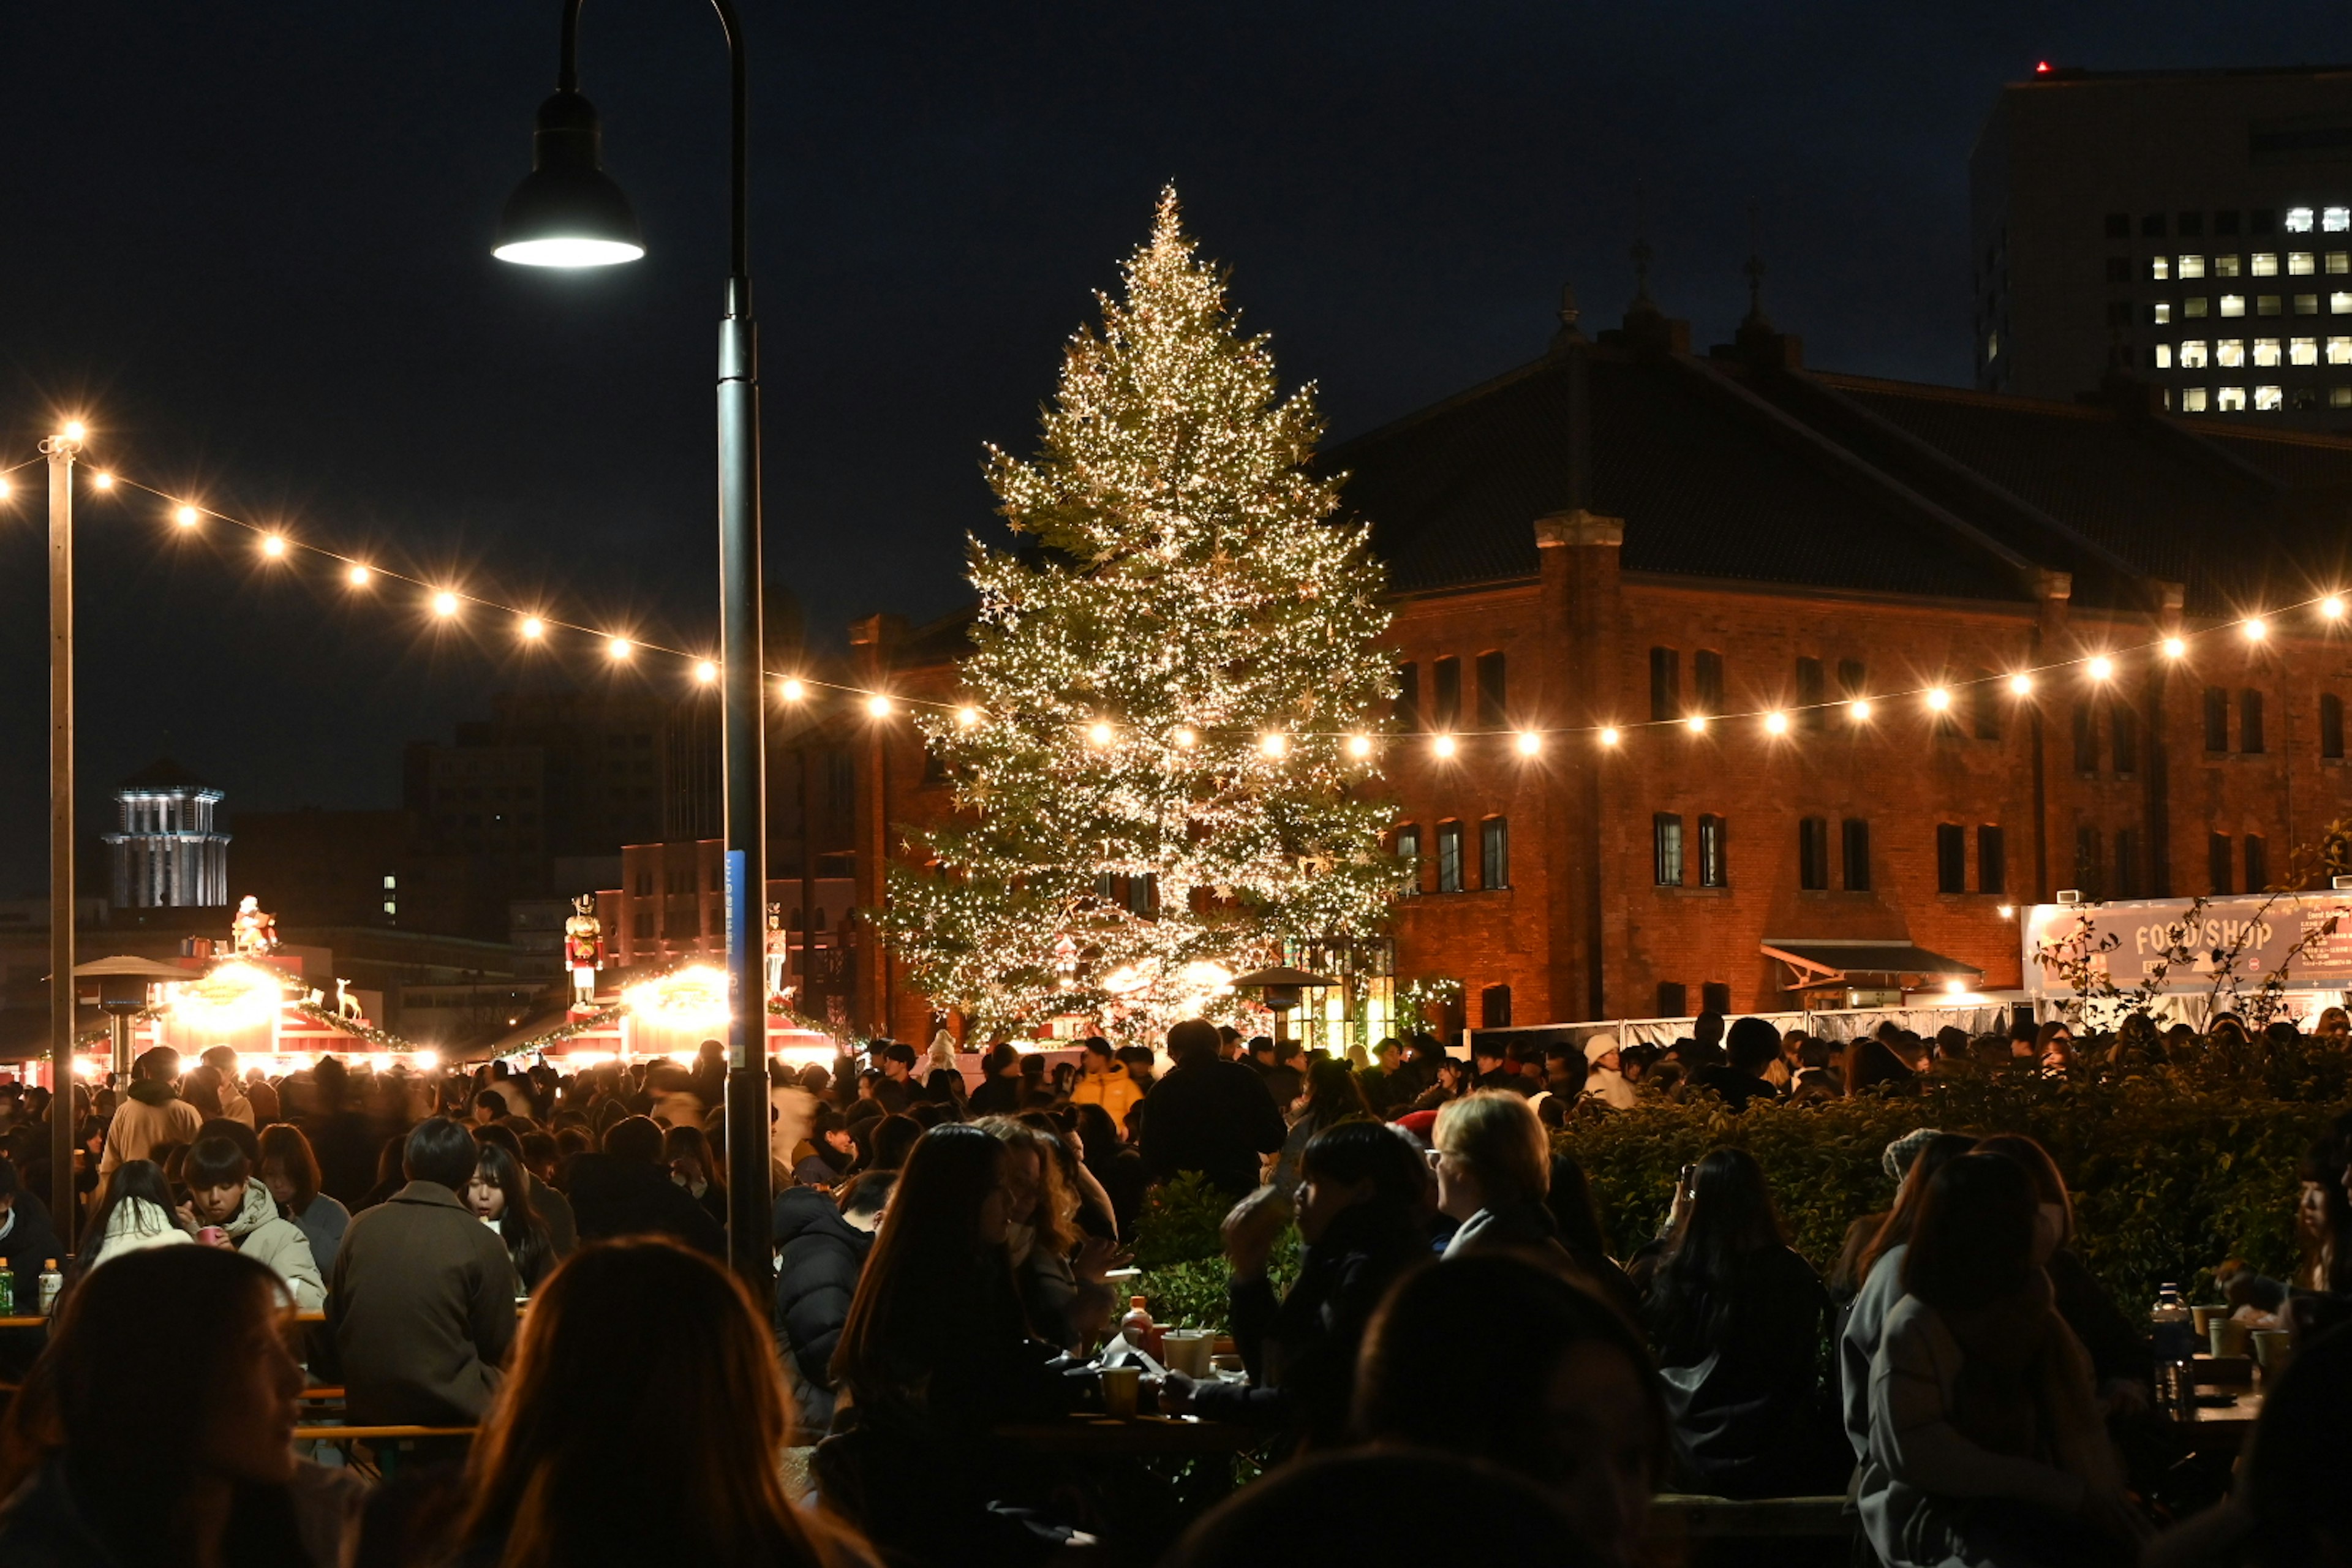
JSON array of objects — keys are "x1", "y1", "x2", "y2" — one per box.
[
  {"x1": 43, "y1": 427, "x2": 79, "y2": 1251},
  {"x1": 492, "y1": 0, "x2": 771, "y2": 1291}
]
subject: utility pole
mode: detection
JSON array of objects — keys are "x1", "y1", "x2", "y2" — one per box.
[{"x1": 44, "y1": 426, "x2": 79, "y2": 1251}]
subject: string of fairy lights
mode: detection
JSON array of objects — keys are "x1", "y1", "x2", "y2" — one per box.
[{"x1": 12, "y1": 428, "x2": 2351, "y2": 763}]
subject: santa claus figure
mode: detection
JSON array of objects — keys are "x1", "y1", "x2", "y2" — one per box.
[
  {"x1": 564, "y1": 895, "x2": 605, "y2": 1011},
  {"x1": 231, "y1": 895, "x2": 279, "y2": 956}
]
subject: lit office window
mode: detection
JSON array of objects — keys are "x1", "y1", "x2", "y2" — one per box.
[
  {"x1": 2221, "y1": 295, "x2": 2247, "y2": 317},
  {"x1": 2288, "y1": 206, "x2": 2316, "y2": 233},
  {"x1": 2336, "y1": 292, "x2": 2352, "y2": 314},
  {"x1": 2179, "y1": 339, "x2": 2209, "y2": 368},
  {"x1": 2179, "y1": 254, "x2": 2207, "y2": 278},
  {"x1": 2291, "y1": 252, "x2": 2316, "y2": 275},
  {"x1": 2256, "y1": 385, "x2": 2285, "y2": 410},
  {"x1": 2332, "y1": 252, "x2": 2351, "y2": 274},
  {"x1": 2152, "y1": 301, "x2": 2173, "y2": 324},
  {"x1": 2215, "y1": 254, "x2": 2242, "y2": 277},
  {"x1": 2336, "y1": 386, "x2": 2352, "y2": 408},
  {"x1": 2217, "y1": 339, "x2": 2246, "y2": 367},
  {"x1": 2255, "y1": 338, "x2": 2283, "y2": 366},
  {"x1": 2329, "y1": 207, "x2": 2351, "y2": 232},
  {"x1": 2258, "y1": 295, "x2": 2283, "y2": 316},
  {"x1": 2332, "y1": 337, "x2": 2352, "y2": 364},
  {"x1": 2181, "y1": 387, "x2": 2210, "y2": 412},
  {"x1": 2149, "y1": 256, "x2": 2171, "y2": 281},
  {"x1": 2297, "y1": 293, "x2": 2321, "y2": 315},
  {"x1": 2217, "y1": 386, "x2": 2247, "y2": 410},
  {"x1": 2293, "y1": 337, "x2": 2320, "y2": 365},
  {"x1": 2253, "y1": 252, "x2": 2280, "y2": 276},
  {"x1": 2153, "y1": 344, "x2": 2173, "y2": 369},
  {"x1": 2185, "y1": 297, "x2": 2210, "y2": 318}
]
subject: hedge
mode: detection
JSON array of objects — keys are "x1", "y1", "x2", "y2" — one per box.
[{"x1": 1137, "y1": 1040, "x2": 2351, "y2": 1329}]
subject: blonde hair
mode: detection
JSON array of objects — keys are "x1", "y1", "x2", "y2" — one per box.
[{"x1": 1433, "y1": 1091, "x2": 1551, "y2": 1205}]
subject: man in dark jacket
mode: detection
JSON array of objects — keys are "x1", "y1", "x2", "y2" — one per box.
[
  {"x1": 1695, "y1": 1017, "x2": 1782, "y2": 1112},
  {"x1": 773, "y1": 1170, "x2": 892, "y2": 1430},
  {"x1": 327, "y1": 1117, "x2": 519, "y2": 1427},
  {"x1": 1139, "y1": 1019, "x2": 1287, "y2": 1197},
  {"x1": 564, "y1": 1115, "x2": 725, "y2": 1256}
]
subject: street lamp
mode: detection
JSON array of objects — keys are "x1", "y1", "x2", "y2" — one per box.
[{"x1": 493, "y1": 0, "x2": 770, "y2": 1292}]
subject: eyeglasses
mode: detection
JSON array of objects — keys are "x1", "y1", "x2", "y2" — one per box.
[{"x1": 1423, "y1": 1146, "x2": 1448, "y2": 1170}]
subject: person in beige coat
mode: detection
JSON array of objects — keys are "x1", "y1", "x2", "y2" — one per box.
[
  {"x1": 181, "y1": 1133, "x2": 325, "y2": 1311},
  {"x1": 99, "y1": 1047, "x2": 205, "y2": 1177}
]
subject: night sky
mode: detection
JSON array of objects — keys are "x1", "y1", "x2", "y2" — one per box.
[{"x1": 1, "y1": 1, "x2": 2346, "y2": 895}]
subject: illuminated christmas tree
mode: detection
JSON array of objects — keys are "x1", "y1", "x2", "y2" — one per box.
[{"x1": 884, "y1": 188, "x2": 1401, "y2": 1036}]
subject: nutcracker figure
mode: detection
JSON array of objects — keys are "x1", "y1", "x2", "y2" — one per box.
[
  {"x1": 564, "y1": 894, "x2": 605, "y2": 1011},
  {"x1": 764, "y1": 902, "x2": 792, "y2": 1001}
]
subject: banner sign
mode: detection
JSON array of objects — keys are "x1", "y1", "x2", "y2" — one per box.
[{"x1": 2022, "y1": 893, "x2": 2352, "y2": 999}]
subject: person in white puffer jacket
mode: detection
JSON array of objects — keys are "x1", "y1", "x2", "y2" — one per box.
[{"x1": 81, "y1": 1159, "x2": 193, "y2": 1273}]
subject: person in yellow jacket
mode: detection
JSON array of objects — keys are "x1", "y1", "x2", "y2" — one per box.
[{"x1": 1069, "y1": 1036, "x2": 1143, "y2": 1126}]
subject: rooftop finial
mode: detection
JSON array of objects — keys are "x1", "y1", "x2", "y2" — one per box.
[
  {"x1": 1627, "y1": 235, "x2": 1656, "y2": 315},
  {"x1": 1742, "y1": 251, "x2": 1770, "y2": 328},
  {"x1": 1551, "y1": 279, "x2": 1585, "y2": 352}
]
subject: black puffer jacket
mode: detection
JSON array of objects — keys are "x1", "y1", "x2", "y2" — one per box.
[{"x1": 771, "y1": 1186, "x2": 874, "y2": 1430}]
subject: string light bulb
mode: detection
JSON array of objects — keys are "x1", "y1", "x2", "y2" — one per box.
[
  {"x1": 779, "y1": 677, "x2": 805, "y2": 701},
  {"x1": 1849, "y1": 699, "x2": 1872, "y2": 722},
  {"x1": 261, "y1": 534, "x2": 287, "y2": 559},
  {"x1": 865, "y1": 694, "x2": 892, "y2": 718},
  {"x1": 174, "y1": 504, "x2": 199, "y2": 528},
  {"x1": 1598, "y1": 726, "x2": 1621, "y2": 747},
  {"x1": 1763, "y1": 710, "x2": 1789, "y2": 735},
  {"x1": 1515, "y1": 730, "x2": 1542, "y2": 755},
  {"x1": 1261, "y1": 733, "x2": 1288, "y2": 758},
  {"x1": 2326, "y1": 596, "x2": 2347, "y2": 620},
  {"x1": 1684, "y1": 714, "x2": 1708, "y2": 734},
  {"x1": 1432, "y1": 734, "x2": 1458, "y2": 758},
  {"x1": 695, "y1": 660, "x2": 718, "y2": 685},
  {"x1": 2162, "y1": 636, "x2": 2186, "y2": 658},
  {"x1": 1172, "y1": 726, "x2": 1197, "y2": 748},
  {"x1": 1088, "y1": 721, "x2": 1114, "y2": 747},
  {"x1": 2008, "y1": 673, "x2": 2034, "y2": 695},
  {"x1": 1347, "y1": 733, "x2": 1372, "y2": 758},
  {"x1": 0, "y1": 479, "x2": 11, "y2": 499},
  {"x1": 347, "y1": 565, "x2": 371, "y2": 587},
  {"x1": 957, "y1": 705, "x2": 981, "y2": 728},
  {"x1": 1925, "y1": 687, "x2": 1951, "y2": 712},
  {"x1": 90, "y1": 472, "x2": 113, "y2": 490},
  {"x1": 606, "y1": 638, "x2": 633, "y2": 661},
  {"x1": 432, "y1": 591, "x2": 460, "y2": 618},
  {"x1": 2243, "y1": 617, "x2": 2269, "y2": 642},
  {"x1": 2086, "y1": 655, "x2": 2114, "y2": 679},
  {"x1": 521, "y1": 616, "x2": 545, "y2": 640},
  {"x1": 61, "y1": 421, "x2": 86, "y2": 441}
]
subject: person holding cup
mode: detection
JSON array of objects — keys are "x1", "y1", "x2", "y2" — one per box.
[{"x1": 1159, "y1": 1121, "x2": 1428, "y2": 1452}]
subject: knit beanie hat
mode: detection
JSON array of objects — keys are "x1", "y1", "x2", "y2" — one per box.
[{"x1": 1882, "y1": 1126, "x2": 1945, "y2": 1183}]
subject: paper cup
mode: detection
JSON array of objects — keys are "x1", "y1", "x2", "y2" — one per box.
[
  {"x1": 2252, "y1": 1329, "x2": 2294, "y2": 1376},
  {"x1": 2191, "y1": 1305, "x2": 2222, "y2": 1337},
  {"x1": 1099, "y1": 1364, "x2": 1141, "y2": 1420},
  {"x1": 1161, "y1": 1330, "x2": 1212, "y2": 1378},
  {"x1": 2210, "y1": 1317, "x2": 2251, "y2": 1359}
]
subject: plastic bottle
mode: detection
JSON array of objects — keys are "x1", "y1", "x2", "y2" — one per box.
[
  {"x1": 0, "y1": 1258, "x2": 15, "y2": 1317},
  {"x1": 1119, "y1": 1295, "x2": 1153, "y2": 1347},
  {"x1": 2150, "y1": 1282, "x2": 2195, "y2": 1414},
  {"x1": 37, "y1": 1259, "x2": 62, "y2": 1317}
]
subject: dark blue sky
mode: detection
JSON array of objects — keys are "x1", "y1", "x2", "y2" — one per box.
[{"x1": 1, "y1": 1, "x2": 2347, "y2": 894}]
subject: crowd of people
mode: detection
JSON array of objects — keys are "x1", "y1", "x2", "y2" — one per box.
[{"x1": 0, "y1": 1011, "x2": 2343, "y2": 1566}]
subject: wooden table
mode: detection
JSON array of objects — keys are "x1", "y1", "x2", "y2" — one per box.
[{"x1": 992, "y1": 1414, "x2": 1262, "y2": 1457}]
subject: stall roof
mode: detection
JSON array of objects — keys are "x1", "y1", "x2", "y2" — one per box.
[{"x1": 1762, "y1": 940, "x2": 1983, "y2": 985}]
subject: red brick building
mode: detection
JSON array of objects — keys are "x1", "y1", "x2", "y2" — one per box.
[{"x1": 851, "y1": 292, "x2": 2352, "y2": 1041}]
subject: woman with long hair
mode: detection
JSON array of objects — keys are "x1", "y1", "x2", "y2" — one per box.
[
  {"x1": 1841, "y1": 1131, "x2": 1979, "y2": 1460},
  {"x1": 1407, "y1": 1055, "x2": 1472, "y2": 1112},
  {"x1": 976, "y1": 1117, "x2": 1124, "y2": 1352},
  {"x1": 465, "y1": 1139, "x2": 557, "y2": 1294},
  {"x1": 663, "y1": 1123, "x2": 728, "y2": 1226},
  {"x1": 450, "y1": 1238, "x2": 872, "y2": 1568},
  {"x1": 1972, "y1": 1133, "x2": 2152, "y2": 1406},
  {"x1": 1858, "y1": 1154, "x2": 2146, "y2": 1568},
  {"x1": 1644, "y1": 1147, "x2": 1837, "y2": 1498},
  {"x1": 257, "y1": 1123, "x2": 351, "y2": 1276},
  {"x1": 80, "y1": 1159, "x2": 190, "y2": 1274},
  {"x1": 1271, "y1": 1057, "x2": 1369, "y2": 1191},
  {"x1": 0, "y1": 1246, "x2": 356, "y2": 1566}
]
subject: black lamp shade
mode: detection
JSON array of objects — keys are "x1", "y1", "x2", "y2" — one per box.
[{"x1": 494, "y1": 91, "x2": 645, "y2": 267}]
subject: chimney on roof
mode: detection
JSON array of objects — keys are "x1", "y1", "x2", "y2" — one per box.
[{"x1": 1725, "y1": 249, "x2": 1803, "y2": 369}]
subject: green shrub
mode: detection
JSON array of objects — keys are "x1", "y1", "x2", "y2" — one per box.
[
  {"x1": 1131, "y1": 1171, "x2": 1232, "y2": 1270},
  {"x1": 1562, "y1": 1061, "x2": 2341, "y2": 1306}
]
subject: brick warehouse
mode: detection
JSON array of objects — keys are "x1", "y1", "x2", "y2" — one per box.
[{"x1": 844, "y1": 285, "x2": 2352, "y2": 1042}]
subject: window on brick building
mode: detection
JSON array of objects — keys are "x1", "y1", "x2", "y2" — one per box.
[
  {"x1": 1697, "y1": 815, "x2": 1728, "y2": 888},
  {"x1": 2074, "y1": 826, "x2": 2103, "y2": 900},
  {"x1": 1475, "y1": 651, "x2": 1507, "y2": 728},
  {"x1": 1480, "y1": 816, "x2": 1510, "y2": 889},
  {"x1": 632, "y1": 911, "x2": 653, "y2": 939},
  {"x1": 2203, "y1": 688, "x2": 2230, "y2": 752},
  {"x1": 1796, "y1": 657, "x2": 1826, "y2": 729},
  {"x1": 1969, "y1": 670, "x2": 2002, "y2": 740},
  {"x1": 1838, "y1": 658, "x2": 1867, "y2": 700},
  {"x1": 1936, "y1": 824, "x2": 1967, "y2": 893},
  {"x1": 1799, "y1": 817, "x2": 1830, "y2": 890},
  {"x1": 1396, "y1": 663, "x2": 1420, "y2": 731},
  {"x1": 1395, "y1": 825, "x2": 1421, "y2": 894},
  {"x1": 2245, "y1": 834, "x2": 2269, "y2": 891},
  {"x1": 1700, "y1": 981, "x2": 1732, "y2": 1016},
  {"x1": 2111, "y1": 698, "x2": 2138, "y2": 775},
  {"x1": 2073, "y1": 703, "x2": 2098, "y2": 774},
  {"x1": 1480, "y1": 984, "x2": 1513, "y2": 1029},
  {"x1": 1842, "y1": 819, "x2": 1872, "y2": 891},
  {"x1": 1436, "y1": 821, "x2": 1464, "y2": 893},
  {"x1": 2116, "y1": 829, "x2": 2143, "y2": 897},
  {"x1": 635, "y1": 869, "x2": 654, "y2": 896},
  {"x1": 1978, "y1": 825, "x2": 2007, "y2": 895},
  {"x1": 1433, "y1": 657, "x2": 1462, "y2": 729},
  {"x1": 1649, "y1": 648, "x2": 1680, "y2": 722},
  {"x1": 1654, "y1": 813, "x2": 1685, "y2": 886},
  {"x1": 2324, "y1": 693, "x2": 2346, "y2": 759},
  {"x1": 2242, "y1": 690, "x2": 2267, "y2": 753},
  {"x1": 1656, "y1": 981, "x2": 1687, "y2": 1018},
  {"x1": 1694, "y1": 650, "x2": 1725, "y2": 715},
  {"x1": 2209, "y1": 832, "x2": 2234, "y2": 894}
]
